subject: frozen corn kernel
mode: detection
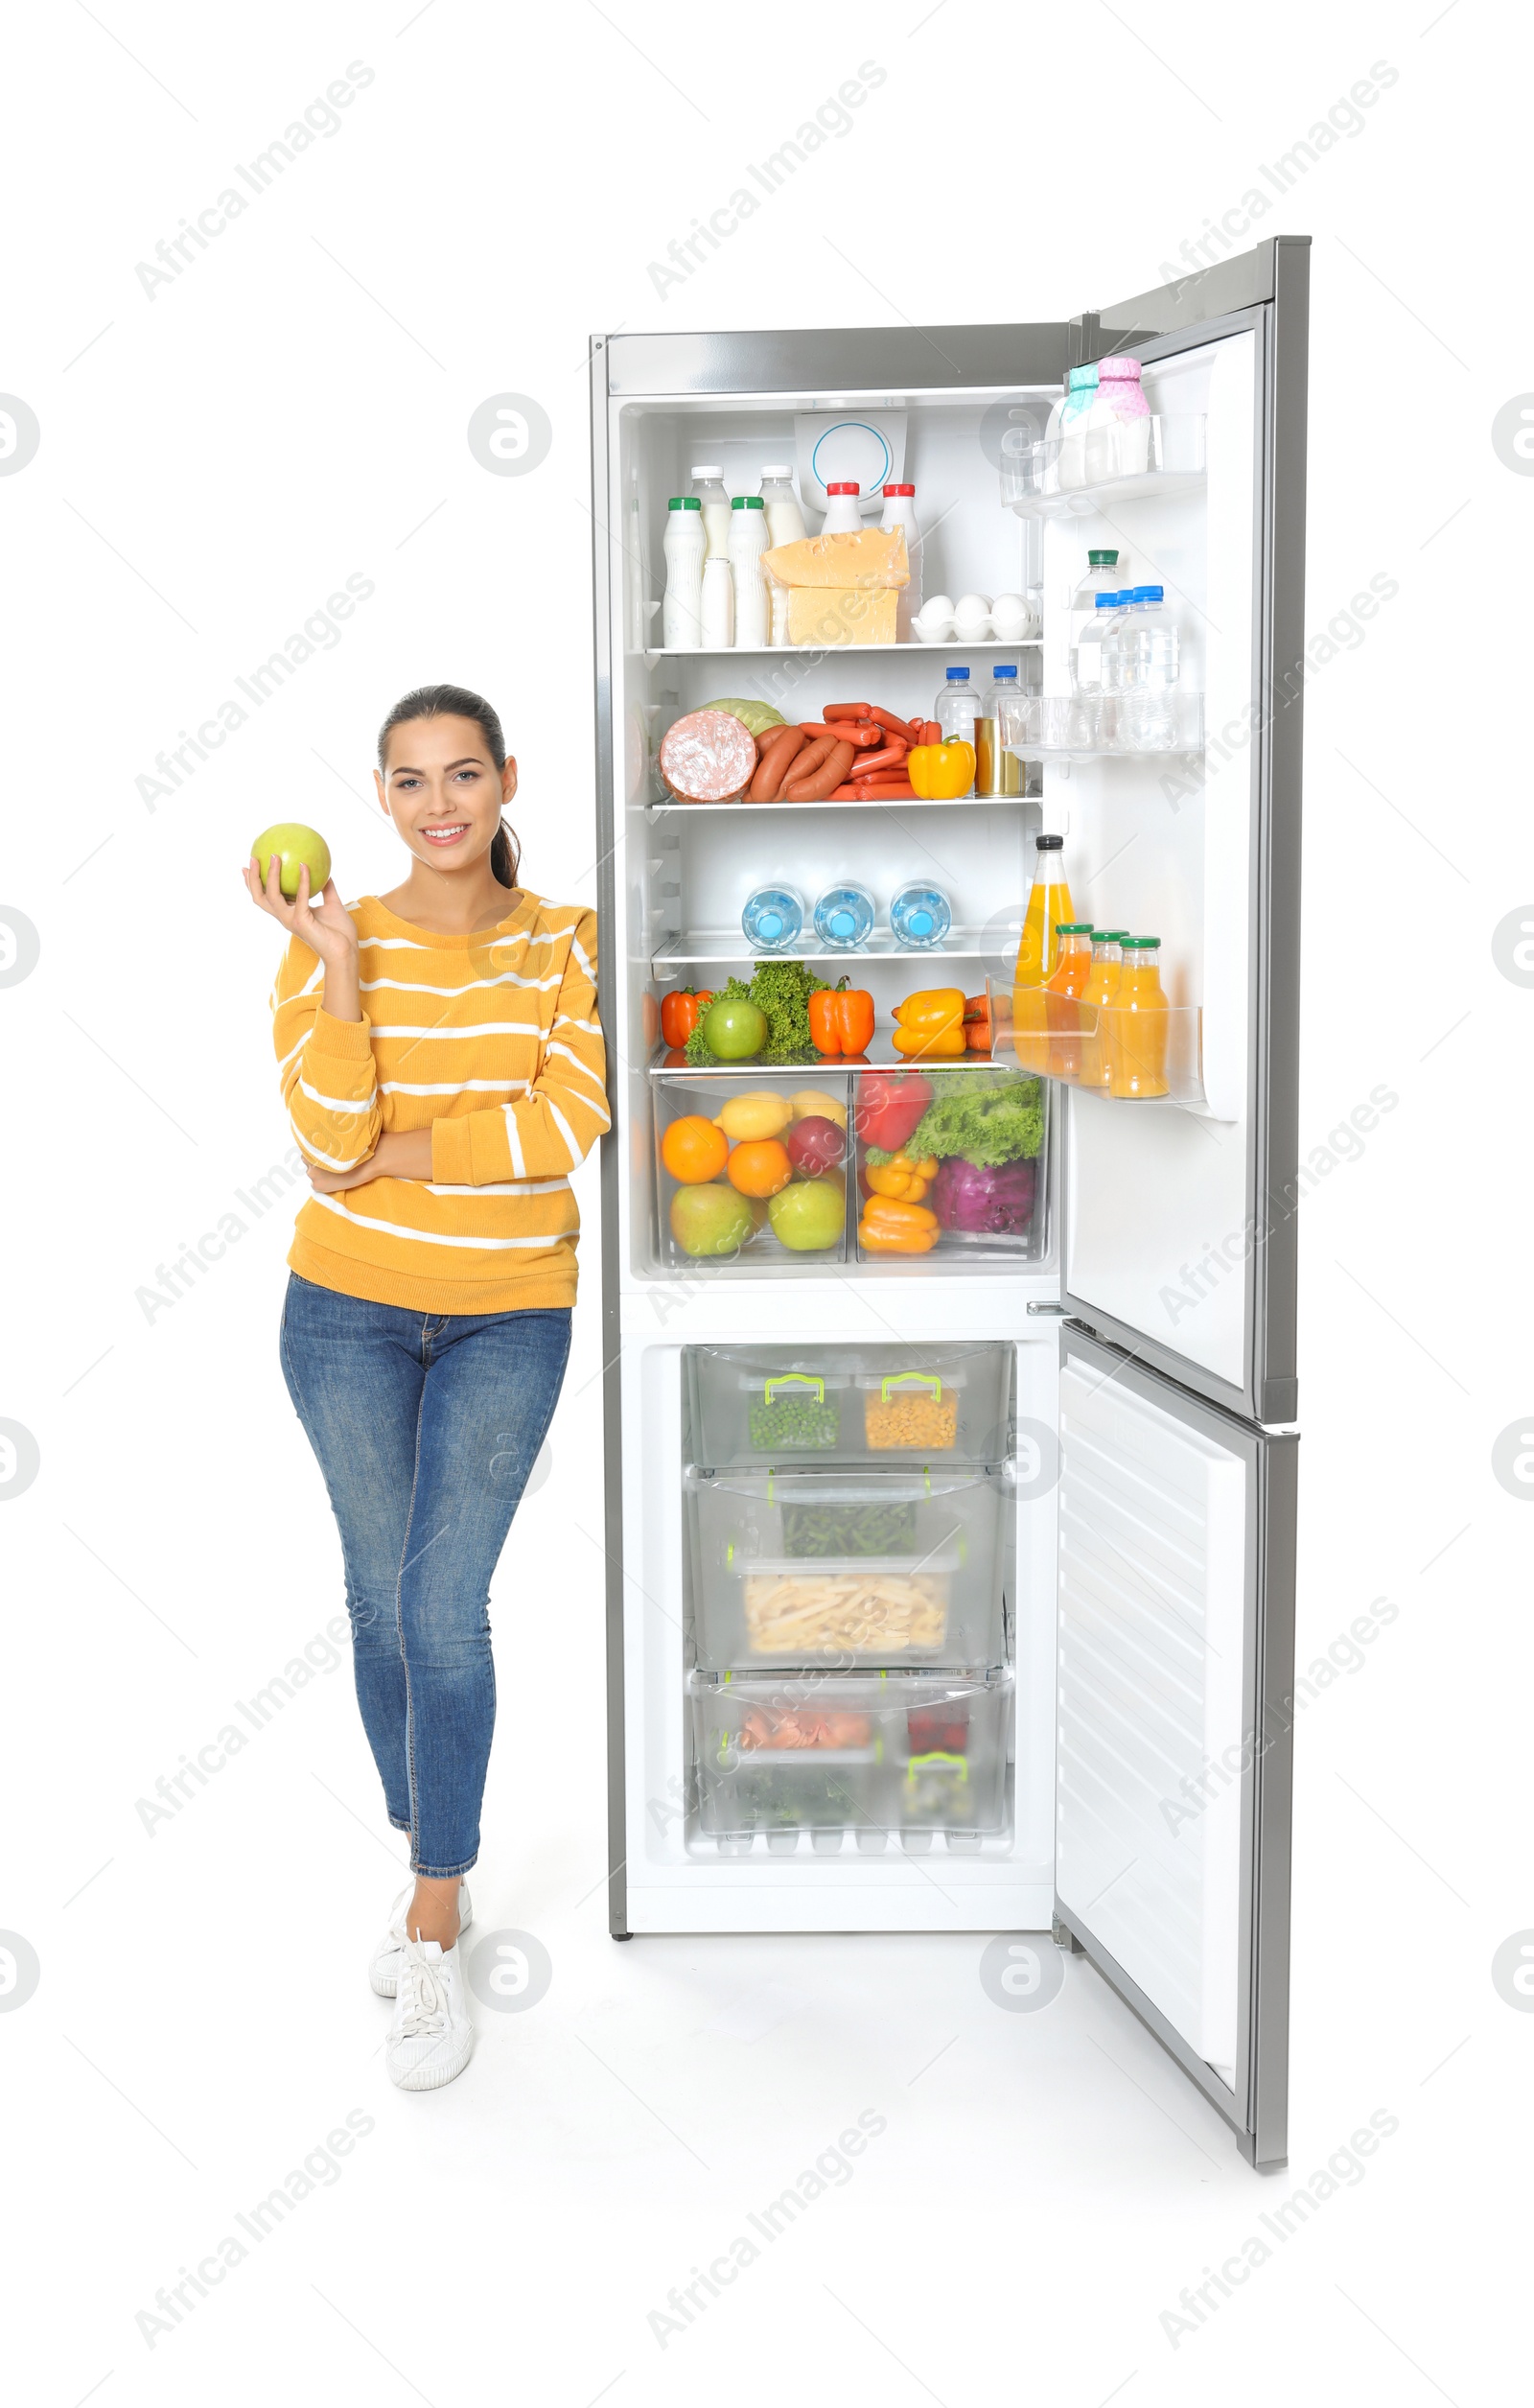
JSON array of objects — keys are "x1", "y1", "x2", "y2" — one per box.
[{"x1": 863, "y1": 1392, "x2": 959, "y2": 1450}]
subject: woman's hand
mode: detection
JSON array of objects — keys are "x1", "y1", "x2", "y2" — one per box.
[
  {"x1": 244, "y1": 853, "x2": 362, "y2": 1021},
  {"x1": 306, "y1": 1129, "x2": 434, "y2": 1193}
]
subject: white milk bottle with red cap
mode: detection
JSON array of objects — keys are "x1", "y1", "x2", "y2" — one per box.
[
  {"x1": 690, "y1": 465, "x2": 732, "y2": 558},
  {"x1": 759, "y1": 466, "x2": 805, "y2": 643},
  {"x1": 819, "y1": 481, "x2": 864, "y2": 535},
  {"x1": 879, "y1": 482, "x2": 920, "y2": 636}
]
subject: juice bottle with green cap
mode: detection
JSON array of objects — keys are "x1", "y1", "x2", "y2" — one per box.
[
  {"x1": 1106, "y1": 936, "x2": 1170, "y2": 1098},
  {"x1": 1011, "y1": 833, "x2": 1075, "y2": 1071},
  {"x1": 1076, "y1": 930, "x2": 1127, "y2": 1090},
  {"x1": 1043, "y1": 924, "x2": 1095, "y2": 1079}
]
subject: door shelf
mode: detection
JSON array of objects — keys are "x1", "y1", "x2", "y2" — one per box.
[
  {"x1": 1005, "y1": 690, "x2": 1204, "y2": 760},
  {"x1": 993, "y1": 988, "x2": 1205, "y2": 1108},
  {"x1": 1000, "y1": 412, "x2": 1206, "y2": 518}
]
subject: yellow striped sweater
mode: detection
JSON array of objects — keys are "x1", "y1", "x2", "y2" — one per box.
[{"x1": 271, "y1": 891, "x2": 609, "y2": 1315}]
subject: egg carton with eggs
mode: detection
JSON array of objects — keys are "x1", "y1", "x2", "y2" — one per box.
[{"x1": 911, "y1": 591, "x2": 1041, "y2": 644}]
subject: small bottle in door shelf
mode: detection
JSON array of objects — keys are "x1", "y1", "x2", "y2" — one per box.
[{"x1": 1011, "y1": 920, "x2": 1173, "y2": 1100}]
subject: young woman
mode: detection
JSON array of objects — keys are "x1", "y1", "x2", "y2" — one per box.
[{"x1": 244, "y1": 684, "x2": 607, "y2": 2092}]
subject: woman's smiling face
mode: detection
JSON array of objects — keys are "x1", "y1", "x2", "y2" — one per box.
[{"x1": 375, "y1": 713, "x2": 516, "y2": 874}]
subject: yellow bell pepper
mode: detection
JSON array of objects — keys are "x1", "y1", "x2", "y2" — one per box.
[
  {"x1": 892, "y1": 987, "x2": 966, "y2": 1059},
  {"x1": 906, "y1": 737, "x2": 976, "y2": 801},
  {"x1": 859, "y1": 1194, "x2": 940, "y2": 1253},
  {"x1": 863, "y1": 1150, "x2": 940, "y2": 1202}
]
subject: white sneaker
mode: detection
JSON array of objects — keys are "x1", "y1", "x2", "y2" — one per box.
[
  {"x1": 369, "y1": 1882, "x2": 473, "y2": 1999},
  {"x1": 385, "y1": 1937, "x2": 473, "y2": 2092}
]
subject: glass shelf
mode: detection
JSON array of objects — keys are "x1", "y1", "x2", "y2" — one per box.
[
  {"x1": 643, "y1": 637, "x2": 1042, "y2": 664},
  {"x1": 1000, "y1": 413, "x2": 1206, "y2": 519},
  {"x1": 641, "y1": 792, "x2": 1035, "y2": 816},
  {"x1": 648, "y1": 1045, "x2": 1010, "y2": 1079},
  {"x1": 653, "y1": 928, "x2": 1006, "y2": 967},
  {"x1": 991, "y1": 982, "x2": 1205, "y2": 1108}
]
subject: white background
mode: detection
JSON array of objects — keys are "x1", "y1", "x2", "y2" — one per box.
[{"x1": 0, "y1": 3, "x2": 1525, "y2": 2401}]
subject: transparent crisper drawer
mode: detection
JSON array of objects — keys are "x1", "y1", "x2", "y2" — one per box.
[
  {"x1": 689, "y1": 1669, "x2": 1012, "y2": 1848},
  {"x1": 854, "y1": 1070, "x2": 1049, "y2": 1264},
  {"x1": 686, "y1": 1466, "x2": 1008, "y2": 1670},
  {"x1": 685, "y1": 1343, "x2": 1013, "y2": 1469},
  {"x1": 654, "y1": 1072, "x2": 850, "y2": 1274}
]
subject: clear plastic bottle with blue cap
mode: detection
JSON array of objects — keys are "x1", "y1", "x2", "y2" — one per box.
[
  {"x1": 935, "y1": 665, "x2": 978, "y2": 796},
  {"x1": 1115, "y1": 585, "x2": 1180, "y2": 748},
  {"x1": 742, "y1": 884, "x2": 804, "y2": 952},
  {"x1": 812, "y1": 882, "x2": 875, "y2": 951},
  {"x1": 890, "y1": 882, "x2": 952, "y2": 949},
  {"x1": 975, "y1": 664, "x2": 1023, "y2": 795}
]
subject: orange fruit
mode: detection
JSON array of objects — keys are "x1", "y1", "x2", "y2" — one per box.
[
  {"x1": 662, "y1": 1113, "x2": 730, "y2": 1183},
  {"x1": 726, "y1": 1137, "x2": 793, "y2": 1199}
]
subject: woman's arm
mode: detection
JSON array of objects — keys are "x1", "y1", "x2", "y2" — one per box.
[
  {"x1": 306, "y1": 1129, "x2": 432, "y2": 1191},
  {"x1": 249, "y1": 857, "x2": 383, "y2": 1172},
  {"x1": 427, "y1": 909, "x2": 610, "y2": 1187}
]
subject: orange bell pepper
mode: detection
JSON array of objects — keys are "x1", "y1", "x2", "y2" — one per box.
[
  {"x1": 863, "y1": 1151, "x2": 940, "y2": 1202},
  {"x1": 808, "y1": 981, "x2": 876, "y2": 1058},
  {"x1": 892, "y1": 987, "x2": 966, "y2": 1059},
  {"x1": 905, "y1": 737, "x2": 976, "y2": 801},
  {"x1": 859, "y1": 1194, "x2": 940, "y2": 1253}
]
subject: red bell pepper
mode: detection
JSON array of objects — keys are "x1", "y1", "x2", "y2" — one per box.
[
  {"x1": 853, "y1": 1069, "x2": 934, "y2": 1152},
  {"x1": 659, "y1": 987, "x2": 712, "y2": 1048}
]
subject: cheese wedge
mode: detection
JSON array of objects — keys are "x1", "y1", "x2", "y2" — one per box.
[
  {"x1": 763, "y1": 527, "x2": 909, "y2": 591},
  {"x1": 788, "y1": 587, "x2": 899, "y2": 647}
]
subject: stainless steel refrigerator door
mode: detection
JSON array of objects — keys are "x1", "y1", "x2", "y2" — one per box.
[
  {"x1": 1058, "y1": 237, "x2": 1308, "y2": 1426},
  {"x1": 1053, "y1": 1326, "x2": 1296, "y2": 2168}
]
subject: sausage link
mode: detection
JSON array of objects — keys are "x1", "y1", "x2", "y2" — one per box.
[
  {"x1": 852, "y1": 740, "x2": 910, "y2": 774},
  {"x1": 785, "y1": 738, "x2": 856, "y2": 801},
  {"x1": 748, "y1": 725, "x2": 808, "y2": 800},
  {"x1": 825, "y1": 703, "x2": 909, "y2": 738}
]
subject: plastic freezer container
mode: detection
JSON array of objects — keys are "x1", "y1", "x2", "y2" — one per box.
[
  {"x1": 689, "y1": 1669, "x2": 1013, "y2": 1846},
  {"x1": 686, "y1": 1466, "x2": 1008, "y2": 1669},
  {"x1": 685, "y1": 1342, "x2": 1013, "y2": 1470}
]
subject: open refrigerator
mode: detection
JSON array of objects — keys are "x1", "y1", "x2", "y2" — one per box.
[{"x1": 588, "y1": 238, "x2": 1306, "y2": 2169}]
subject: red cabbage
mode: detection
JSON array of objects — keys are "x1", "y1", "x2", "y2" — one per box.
[{"x1": 931, "y1": 1153, "x2": 1036, "y2": 1234}]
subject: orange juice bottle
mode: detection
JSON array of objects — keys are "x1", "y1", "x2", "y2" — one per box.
[
  {"x1": 1011, "y1": 834, "x2": 1074, "y2": 1072},
  {"x1": 1106, "y1": 936, "x2": 1170, "y2": 1098},
  {"x1": 1076, "y1": 930, "x2": 1127, "y2": 1091},
  {"x1": 1043, "y1": 924, "x2": 1094, "y2": 1079}
]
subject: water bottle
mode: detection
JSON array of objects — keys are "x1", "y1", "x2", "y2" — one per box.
[
  {"x1": 975, "y1": 664, "x2": 1023, "y2": 796},
  {"x1": 890, "y1": 882, "x2": 951, "y2": 948},
  {"x1": 1068, "y1": 549, "x2": 1122, "y2": 665},
  {"x1": 1100, "y1": 588, "x2": 1147, "y2": 692},
  {"x1": 812, "y1": 882, "x2": 875, "y2": 950},
  {"x1": 742, "y1": 884, "x2": 803, "y2": 952},
  {"x1": 1070, "y1": 594, "x2": 1122, "y2": 696},
  {"x1": 1119, "y1": 585, "x2": 1179, "y2": 749}
]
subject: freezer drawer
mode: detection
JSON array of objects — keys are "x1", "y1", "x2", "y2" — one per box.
[
  {"x1": 655, "y1": 1071, "x2": 851, "y2": 1273},
  {"x1": 686, "y1": 1466, "x2": 1008, "y2": 1670},
  {"x1": 685, "y1": 1342, "x2": 1013, "y2": 1470},
  {"x1": 689, "y1": 1669, "x2": 1013, "y2": 1849},
  {"x1": 854, "y1": 1067, "x2": 1049, "y2": 1264}
]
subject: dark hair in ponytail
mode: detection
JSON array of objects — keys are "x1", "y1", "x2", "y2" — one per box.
[{"x1": 377, "y1": 682, "x2": 521, "y2": 888}]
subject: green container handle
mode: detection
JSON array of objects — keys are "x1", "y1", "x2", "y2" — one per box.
[
  {"x1": 880, "y1": 1371, "x2": 942, "y2": 1403},
  {"x1": 906, "y1": 1749, "x2": 969, "y2": 1784},
  {"x1": 765, "y1": 1373, "x2": 825, "y2": 1404}
]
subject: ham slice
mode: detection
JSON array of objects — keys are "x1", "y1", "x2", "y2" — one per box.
[{"x1": 659, "y1": 708, "x2": 758, "y2": 803}]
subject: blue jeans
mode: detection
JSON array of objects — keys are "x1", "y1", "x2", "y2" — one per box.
[{"x1": 279, "y1": 1274, "x2": 571, "y2": 1877}]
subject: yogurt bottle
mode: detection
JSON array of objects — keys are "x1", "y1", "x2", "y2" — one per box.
[
  {"x1": 759, "y1": 465, "x2": 805, "y2": 645},
  {"x1": 819, "y1": 480, "x2": 864, "y2": 535},
  {"x1": 728, "y1": 495, "x2": 771, "y2": 648},
  {"x1": 690, "y1": 465, "x2": 732, "y2": 559},
  {"x1": 661, "y1": 496, "x2": 706, "y2": 649}
]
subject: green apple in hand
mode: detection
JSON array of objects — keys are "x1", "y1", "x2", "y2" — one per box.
[{"x1": 251, "y1": 822, "x2": 332, "y2": 900}]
